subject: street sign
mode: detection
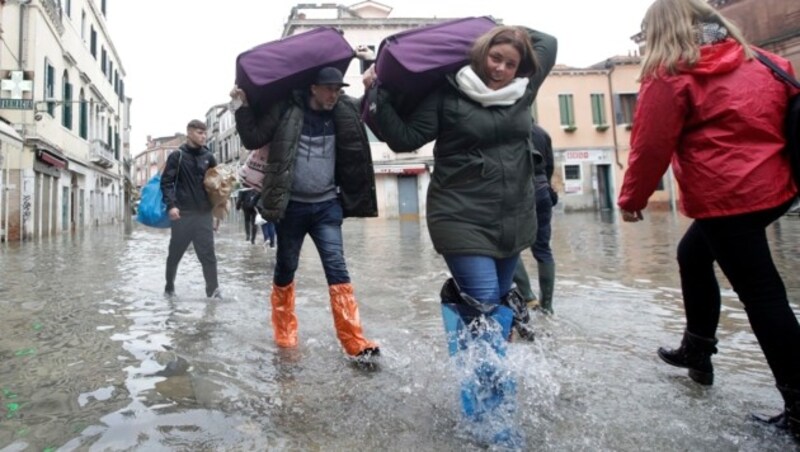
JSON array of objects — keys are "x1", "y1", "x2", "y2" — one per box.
[{"x1": 0, "y1": 98, "x2": 33, "y2": 110}]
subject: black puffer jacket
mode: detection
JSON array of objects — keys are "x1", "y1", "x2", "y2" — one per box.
[
  {"x1": 235, "y1": 90, "x2": 378, "y2": 221},
  {"x1": 374, "y1": 28, "x2": 557, "y2": 258}
]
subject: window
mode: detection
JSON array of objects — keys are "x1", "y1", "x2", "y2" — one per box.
[
  {"x1": 62, "y1": 71, "x2": 73, "y2": 130},
  {"x1": 64, "y1": 0, "x2": 71, "y2": 17},
  {"x1": 615, "y1": 93, "x2": 638, "y2": 125},
  {"x1": 114, "y1": 70, "x2": 119, "y2": 95},
  {"x1": 44, "y1": 60, "x2": 56, "y2": 116},
  {"x1": 119, "y1": 79, "x2": 125, "y2": 99},
  {"x1": 90, "y1": 27, "x2": 97, "y2": 58},
  {"x1": 81, "y1": 11, "x2": 86, "y2": 42},
  {"x1": 564, "y1": 164, "x2": 581, "y2": 180},
  {"x1": 114, "y1": 129, "x2": 120, "y2": 160},
  {"x1": 108, "y1": 61, "x2": 114, "y2": 83},
  {"x1": 101, "y1": 47, "x2": 107, "y2": 75},
  {"x1": 101, "y1": 0, "x2": 107, "y2": 16},
  {"x1": 590, "y1": 93, "x2": 607, "y2": 127},
  {"x1": 558, "y1": 94, "x2": 575, "y2": 130},
  {"x1": 79, "y1": 89, "x2": 88, "y2": 139}
]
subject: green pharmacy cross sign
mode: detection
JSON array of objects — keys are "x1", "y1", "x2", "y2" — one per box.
[{"x1": 0, "y1": 70, "x2": 34, "y2": 110}]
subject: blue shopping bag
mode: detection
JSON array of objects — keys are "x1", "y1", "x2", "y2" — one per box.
[{"x1": 136, "y1": 173, "x2": 171, "y2": 228}]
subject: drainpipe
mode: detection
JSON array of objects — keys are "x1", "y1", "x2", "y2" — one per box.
[
  {"x1": 18, "y1": 0, "x2": 31, "y2": 70},
  {"x1": 605, "y1": 59, "x2": 624, "y2": 170}
]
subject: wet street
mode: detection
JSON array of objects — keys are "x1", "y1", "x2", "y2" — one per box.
[{"x1": 2, "y1": 210, "x2": 800, "y2": 451}]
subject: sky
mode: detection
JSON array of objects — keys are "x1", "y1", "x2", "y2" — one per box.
[{"x1": 109, "y1": 0, "x2": 653, "y2": 155}]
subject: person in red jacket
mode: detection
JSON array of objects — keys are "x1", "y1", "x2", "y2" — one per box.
[{"x1": 618, "y1": 0, "x2": 800, "y2": 439}]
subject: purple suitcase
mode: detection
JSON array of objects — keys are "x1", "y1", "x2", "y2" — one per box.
[
  {"x1": 375, "y1": 16, "x2": 496, "y2": 101},
  {"x1": 236, "y1": 27, "x2": 355, "y2": 113},
  {"x1": 363, "y1": 17, "x2": 497, "y2": 139}
]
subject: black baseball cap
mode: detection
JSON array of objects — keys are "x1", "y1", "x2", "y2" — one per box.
[{"x1": 314, "y1": 67, "x2": 349, "y2": 87}]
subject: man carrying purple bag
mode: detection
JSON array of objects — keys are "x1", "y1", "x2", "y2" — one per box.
[{"x1": 230, "y1": 65, "x2": 380, "y2": 364}]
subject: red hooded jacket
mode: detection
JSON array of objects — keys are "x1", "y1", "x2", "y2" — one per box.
[{"x1": 618, "y1": 39, "x2": 798, "y2": 219}]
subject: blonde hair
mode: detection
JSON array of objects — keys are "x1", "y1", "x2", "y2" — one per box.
[
  {"x1": 640, "y1": 0, "x2": 753, "y2": 78},
  {"x1": 470, "y1": 26, "x2": 538, "y2": 83}
]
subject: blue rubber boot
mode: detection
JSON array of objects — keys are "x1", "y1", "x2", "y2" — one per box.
[{"x1": 440, "y1": 279, "x2": 522, "y2": 448}]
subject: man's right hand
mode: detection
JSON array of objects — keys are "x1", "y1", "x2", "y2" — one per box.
[
  {"x1": 229, "y1": 85, "x2": 249, "y2": 108},
  {"x1": 169, "y1": 207, "x2": 181, "y2": 221}
]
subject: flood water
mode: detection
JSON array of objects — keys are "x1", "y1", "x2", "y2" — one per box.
[{"x1": 2, "y1": 210, "x2": 800, "y2": 451}]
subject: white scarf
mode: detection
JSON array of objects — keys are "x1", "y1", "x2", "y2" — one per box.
[{"x1": 455, "y1": 65, "x2": 528, "y2": 107}]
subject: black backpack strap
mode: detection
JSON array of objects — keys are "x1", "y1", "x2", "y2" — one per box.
[
  {"x1": 174, "y1": 149, "x2": 183, "y2": 196},
  {"x1": 754, "y1": 51, "x2": 800, "y2": 89}
]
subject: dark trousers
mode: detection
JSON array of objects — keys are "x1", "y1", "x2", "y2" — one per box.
[
  {"x1": 532, "y1": 184, "x2": 554, "y2": 263},
  {"x1": 678, "y1": 200, "x2": 800, "y2": 386},
  {"x1": 243, "y1": 208, "x2": 257, "y2": 243},
  {"x1": 165, "y1": 211, "x2": 218, "y2": 297},
  {"x1": 274, "y1": 199, "x2": 350, "y2": 287}
]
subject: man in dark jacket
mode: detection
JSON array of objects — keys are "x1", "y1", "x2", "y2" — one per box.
[
  {"x1": 161, "y1": 119, "x2": 221, "y2": 299},
  {"x1": 230, "y1": 67, "x2": 379, "y2": 361},
  {"x1": 235, "y1": 188, "x2": 259, "y2": 244},
  {"x1": 513, "y1": 123, "x2": 557, "y2": 314}
]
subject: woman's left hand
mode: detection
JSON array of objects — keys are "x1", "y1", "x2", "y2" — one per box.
[{"x1": 362, "y1": 64, "x2": 377, "y2": 89}]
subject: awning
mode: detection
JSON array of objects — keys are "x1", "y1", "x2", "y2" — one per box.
[{"x1": 38, "y1": 150, "x2": 67, "y2": 169}]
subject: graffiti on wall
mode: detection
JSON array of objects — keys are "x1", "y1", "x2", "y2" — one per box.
[{"x1": 22, "y1": 194, "x2": 31, "y2": 224}]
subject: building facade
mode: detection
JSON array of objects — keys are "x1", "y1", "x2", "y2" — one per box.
[
  {"x1": 206, "y1": 104, "x2": 242, "y2": 167},
  {"x1": 132, "y1": 133, "x2": 185, "y2": 188},
  {"x1": 539, "y1": 57, "x2": 676, "y2": 212},
  {"x1": 0, "y1": 0, "x2": 130, "y2": 241},
  {"x1": 711, "y1": 0, "x2": 800, "y2": 73}
]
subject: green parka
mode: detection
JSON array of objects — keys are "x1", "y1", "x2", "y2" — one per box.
[
  {"x1": 235, "y1": 90, "x2": 378, "y2": 222},
  {"x1": 374, "y1": 28, "x2": 557, "y2": 258}
]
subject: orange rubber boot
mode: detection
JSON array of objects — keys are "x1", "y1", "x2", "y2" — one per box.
[
  {"x1": 270, "y1": 282, "x2": 298, "y2": 348},
  {"x1": 328, "y1": 283, "x2": 379, "y2": 356}
]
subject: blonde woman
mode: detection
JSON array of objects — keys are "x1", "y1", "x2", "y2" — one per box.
[{"x1": 618, "y1": 0, "x2": 800, "y2": 439}]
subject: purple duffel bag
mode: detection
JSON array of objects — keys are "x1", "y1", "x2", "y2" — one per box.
[
  {"x1": 363, "y1": 16, "x2": 497, "y2": 139},
  {"x1": 236, "y1": 27, "x2": 355, "y2": 113}
]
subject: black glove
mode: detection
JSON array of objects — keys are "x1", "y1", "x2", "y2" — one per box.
[{"x1": 549, "y1": 186, "x2": 559, "y2": 206}]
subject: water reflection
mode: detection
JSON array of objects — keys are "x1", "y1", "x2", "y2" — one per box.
[{"x1": 0, "y1": 212, "x2": 799, "y2": 450}]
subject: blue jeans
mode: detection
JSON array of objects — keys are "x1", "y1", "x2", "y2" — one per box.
[
  {"x1": 274, "y1": 199, "x2": 349, "y2": 287},
  {"x1": 443, "y1": 254, "x2": 520, "y2": 305},
  {"x1": 261, "y1": 221, "x2": 276, "y2": 245}
]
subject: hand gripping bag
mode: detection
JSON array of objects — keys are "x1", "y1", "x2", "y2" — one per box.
[
  {"x1": 362, "y1": 16, "x2": 497, "y2": 138},
  {"x1": 236, "y1": 27, "x2": 355, "y2": 113}
]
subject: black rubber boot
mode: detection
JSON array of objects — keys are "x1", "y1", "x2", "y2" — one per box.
[
  {"x1": 779, "y1": 385, "x2": 800, "y2": 441},
  {"x1": 502, "y1": 286, "x2": 534, "y2": 342},
  {"x1": 657, "y1": 330, "x2": 718, "y2": 385},
  {"x1": 537, "y1": 262, "x2": 556, "y2": 314}
]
